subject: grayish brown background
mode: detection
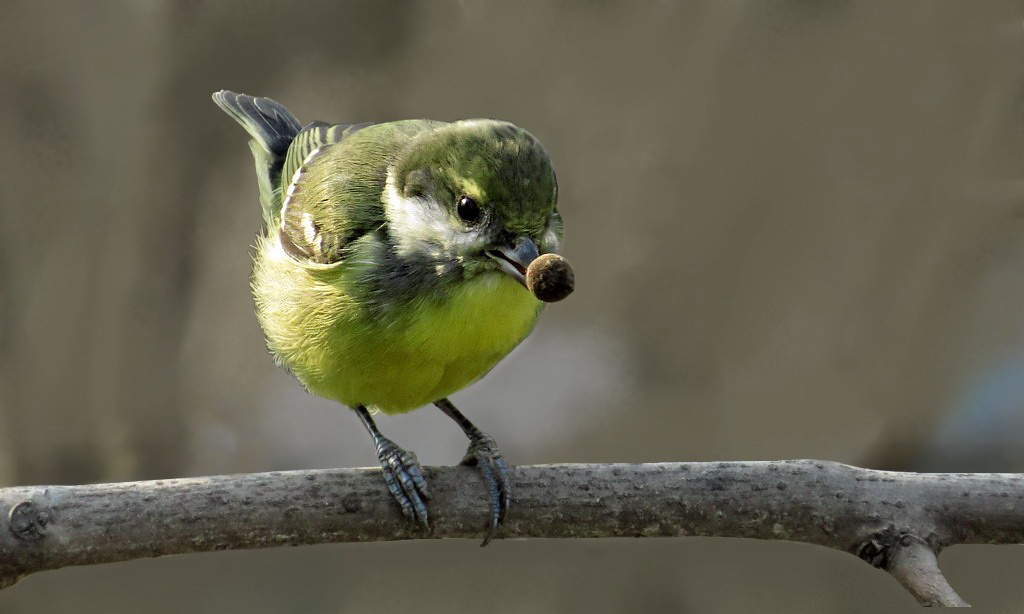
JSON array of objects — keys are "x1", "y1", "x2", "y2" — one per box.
[{"x1": 1, "y1": 1, "x2": 1023, "y2": 611}]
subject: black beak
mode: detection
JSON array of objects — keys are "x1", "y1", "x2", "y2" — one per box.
[{"x1": 486, "y1": 237, "x2": 540, "y2": 288}]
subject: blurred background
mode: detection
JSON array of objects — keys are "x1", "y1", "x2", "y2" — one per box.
[{"x1": 1, "y1": 0, "x2": 1023, "y2": 611}]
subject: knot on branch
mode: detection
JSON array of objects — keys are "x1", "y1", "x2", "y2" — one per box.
[
  {"x1": 856, "y1": 527, "x2": 967, "y2": 606},
  {"x1": 855, "y1": 527, "x2": 936, "y2": 569},
  {"x1": 8, "y1": 501, "x2": 49, "y2": 541}
]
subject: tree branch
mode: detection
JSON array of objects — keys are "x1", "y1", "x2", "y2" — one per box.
[
  {"x1": 1, "y1": 460, "x2": 1021, "y2": 605},
  {"x1": 885, "y1": 536, "x2": 969, "y2": 607}
]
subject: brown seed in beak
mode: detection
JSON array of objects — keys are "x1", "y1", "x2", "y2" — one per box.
[{"x1": 526, "y1": 253, "x2": 575, "y2": 302}]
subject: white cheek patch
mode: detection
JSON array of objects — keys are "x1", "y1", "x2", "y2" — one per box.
[
  {"x1": 383, "y1": 169, "x2": 483, "y2": 261},
  {"x1": 541, "y1": 218, "x2": 562, "y2": 253}
]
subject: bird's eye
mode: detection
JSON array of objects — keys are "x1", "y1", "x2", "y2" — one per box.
[{"x1": 457, "y1": 195, "x2": 481, "y2": 224}]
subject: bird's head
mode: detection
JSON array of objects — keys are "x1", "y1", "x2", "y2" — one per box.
[{"x1": 386, "y1": 120, "x2": 561, "y2": 288}]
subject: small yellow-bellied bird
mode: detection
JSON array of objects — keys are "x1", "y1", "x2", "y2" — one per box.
[{"x1": 212, "y1": 91, "x2": 573, "y2": 544}]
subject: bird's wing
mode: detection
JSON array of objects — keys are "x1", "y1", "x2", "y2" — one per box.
[
  {"x1": 277, "y1": 120, "x2": 440, "y2": 265},
  {"x1": 280, "y1": 121, "x2": 373, "y2": 196},
  {"x1": 277, "y1": 121, "x2": 378, "y2": 264}
]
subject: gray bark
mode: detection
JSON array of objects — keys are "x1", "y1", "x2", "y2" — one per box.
[{"x1": 2, "y1": 460, "x2": 1021, "y2": 606}]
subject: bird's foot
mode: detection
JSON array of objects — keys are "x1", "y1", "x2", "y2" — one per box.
[
  {"x1": 375, "y1": 438, "x2": 430, "y2": 527},
  {"x1": 460, "y1": 433, "x2": 512, "y2": 546}
]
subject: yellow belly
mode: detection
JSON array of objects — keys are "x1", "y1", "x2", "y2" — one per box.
[{"x1": 253, "y1": 237, "x2": 542, "y2": 414}]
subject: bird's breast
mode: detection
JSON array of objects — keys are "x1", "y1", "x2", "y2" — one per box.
[
  {"x1": 255, "y1": 243, "x2": 543, "y2": 414},
  {"x1": 356, "y1": 272, "x2": 541, "y2": 413},
  {"x1": 401, "y1": 272, "x2": 541, "y2": 364}
]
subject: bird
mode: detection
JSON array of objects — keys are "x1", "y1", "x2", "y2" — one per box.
[{"x1": 212, "y1": 90, "x2": 572, "y2": 544}]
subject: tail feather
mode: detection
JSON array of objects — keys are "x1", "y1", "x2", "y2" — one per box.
[{"x1": 213, "y1": 90, "x2": 303, "y2": 225}]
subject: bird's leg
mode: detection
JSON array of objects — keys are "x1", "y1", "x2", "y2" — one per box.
[
  {"x1": 434, "y1": 398, "x2": 511, "y2": 546},
  {"x1": 354, "y1": 405, "x2": 430, "y2": 527}
]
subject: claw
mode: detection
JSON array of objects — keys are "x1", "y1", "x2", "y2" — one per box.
[
  {"x1": 461, "y1": 434, "x2": 512, "y2": 546},
  {"x1": 376, "y1": 438, "x2": 430, "y2": 528}
]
